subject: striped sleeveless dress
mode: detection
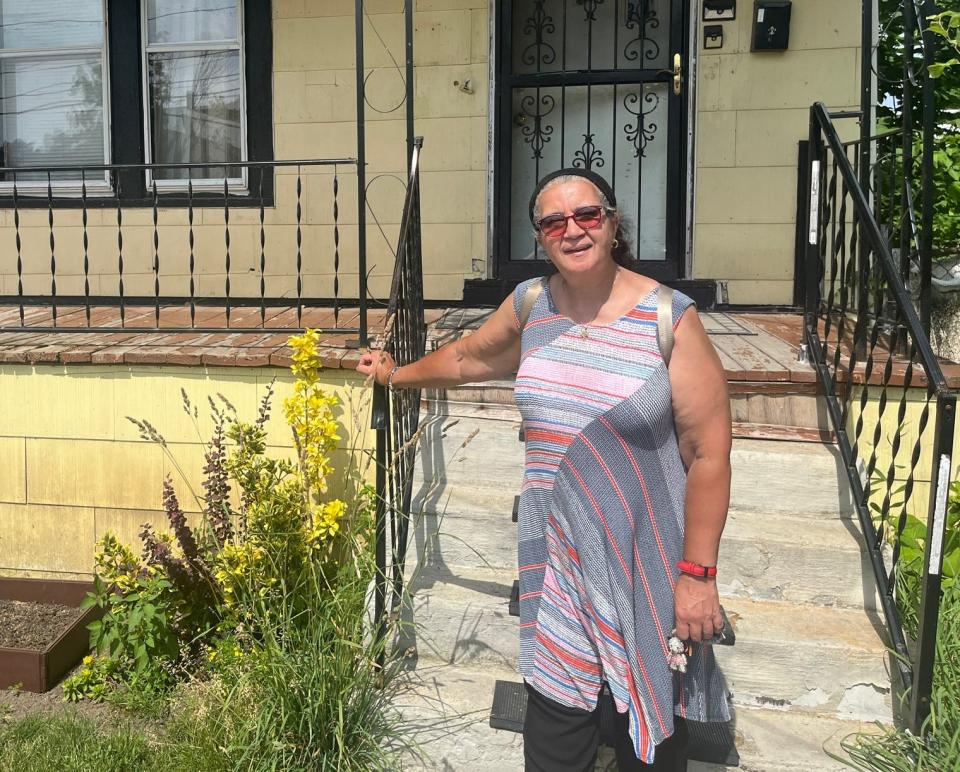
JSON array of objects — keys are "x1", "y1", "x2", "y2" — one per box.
[{"x1": 512, "y1": 278, "x2": 730, "y2": 763}]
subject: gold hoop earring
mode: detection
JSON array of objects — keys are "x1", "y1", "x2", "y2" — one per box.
[{"x1": 612, "y1": 238, "x2": 620, "y2": 248}]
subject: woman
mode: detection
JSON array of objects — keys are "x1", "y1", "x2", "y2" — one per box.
[{"x1": 357, "y1": 168, "x2": 731, "y2": 771}]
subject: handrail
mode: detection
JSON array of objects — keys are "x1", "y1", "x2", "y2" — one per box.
[
  {"x1": 811, "y1": 104, "x2": 949, "y2": 394},
  {"x1": 804, "y1": 102, "x2": 957, "y2": 734},
  {"x1": 372, "y1": 138, "x2": 426, "y2": 661}
]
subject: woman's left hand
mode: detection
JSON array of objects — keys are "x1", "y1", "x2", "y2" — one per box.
[{"x1": 674, "y1": 574, "x2": 723, "y2": 643}]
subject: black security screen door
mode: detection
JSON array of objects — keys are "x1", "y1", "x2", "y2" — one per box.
[{"x1": 494, "y1": 0, "x2": 689, "y2": 282}]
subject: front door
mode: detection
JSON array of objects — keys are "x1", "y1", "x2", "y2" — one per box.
[{"x1": 494, "y1": 0, "x2": 689, "y2": 282}]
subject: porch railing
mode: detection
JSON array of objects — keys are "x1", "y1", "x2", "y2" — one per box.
[
  {"x1": 803, "y1": 102, "x2": 957, "y2": 733},
  {"x1": 0, "y1": 159, "x2": 368, "y2": 338},
  {"x1": 372, "y1": 137, "x2": 426, "y2": 656}
]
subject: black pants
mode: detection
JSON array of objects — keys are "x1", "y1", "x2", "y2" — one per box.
[{"x1": 523, "y1": 683, "x2": 688, "y2": 772}]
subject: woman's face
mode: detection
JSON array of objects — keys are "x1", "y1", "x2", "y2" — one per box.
[{"x1": 535, "y1": 179, "x2": 618, "y2": 276}]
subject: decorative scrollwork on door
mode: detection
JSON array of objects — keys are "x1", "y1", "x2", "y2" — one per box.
[
  {"x1": 623, "y1": 89, "x2": 660, "y2": 157},
  {"x1": 521, "y1": 0, "x2": 557, "y2": 69},
  {"x1": 572, "y1": 133, "x2": 605, "y2": 170},
  {"x1": 518, "y1": 93, "x2": 556, "y2": 160},
  {"x1": 577, "y1": 0, "x2": 606, "y2": 22},
  {"x1": 623, "y1": 0, "x2": 661, "y2": 63}
]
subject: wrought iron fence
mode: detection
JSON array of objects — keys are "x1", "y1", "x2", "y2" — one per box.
[
  {"x1": 0, "y1": 158, "x2": 369, "y2": 338},
  {"x1": 372, "y1": 137, "x2": 426, "y2": 656},
  {"x1": 803, "y1": 103, "x2": 957, "y2": 733}
]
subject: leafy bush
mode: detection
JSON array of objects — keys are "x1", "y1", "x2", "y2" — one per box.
[
  {"x1": 888, "y1": 480, "x2": 960, "y2": 638},
  {"x1": 64, "y1": 329, "x2": 358, "y2": 702},
  {"x1": 928, "y1": 11, "x2": 960, "y2": 79}
]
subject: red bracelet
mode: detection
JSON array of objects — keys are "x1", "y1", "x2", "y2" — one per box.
[{"x1": 677, "y1": 560, "x2": 717, "y2": 579}]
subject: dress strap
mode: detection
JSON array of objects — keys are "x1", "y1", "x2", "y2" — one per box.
[
  {"x1": 518, "y1": 276, "x2": 548, "y2": 331},
  {"x1": 656, "y1": 285, "x2": 675, "y2": 366}
]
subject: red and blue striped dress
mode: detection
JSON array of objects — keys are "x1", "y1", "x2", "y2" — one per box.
[{"x1": 512, "y1": 278, "x2": 729, "y2": 763}]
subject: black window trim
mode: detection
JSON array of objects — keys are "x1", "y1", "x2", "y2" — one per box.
[{"x1": 0, "y1": 0, "x2": 273, "y2": 209}]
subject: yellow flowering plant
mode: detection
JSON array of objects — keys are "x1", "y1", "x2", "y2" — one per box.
[{"x1": 68, "y1": 329, "x2": 357, "y2": 701}]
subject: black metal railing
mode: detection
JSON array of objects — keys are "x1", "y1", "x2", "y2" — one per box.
[
  {"x1": 803, "y1": 102, "x2": 957, "y2": 733},
  {"x1": 0, "y1": 158, "x2": 368, "y2": 339},
  {"x1": 372, "y1": 137, "x2": 426, "y2": 656}
]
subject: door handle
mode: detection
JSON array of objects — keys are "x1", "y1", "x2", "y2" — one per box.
[{"x1": 657, "y1": 54, "x2": 683, "y2": 96}]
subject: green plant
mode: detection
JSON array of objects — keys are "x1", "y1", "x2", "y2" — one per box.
[
  {"x1": 160, "y1": 552, "x2": 406, "y2": 772},
  {"x1": 842, "y1": 481, "x2": 960, "y2": 770},
  {"x1": 888, "y1": 479, "x2": 960, "y2": 636},
  {"x1": 928, "y1": 10, "x2": 960, "y2": 79},
  {"x1": 47, "y1": 329, "x2": 410, "y2": 767},
  {"x1": 841, "y1": 584, "x2": 960, "y2": 770},
  {"x1": 70, "y1": 330, "x2": 360, "y2": 702},
  {"x1": 874, "y1": 2, "x2": 960, "y2": 265},
  {"x1": 0, "y1": 714, "x2": 159, "y2": 772},
  {"x1": 62, "y1": 654, "x2": 117, "y2": 703},
  {"x1": 86, "y1": 572, "x2": 180, "y2": 677}
]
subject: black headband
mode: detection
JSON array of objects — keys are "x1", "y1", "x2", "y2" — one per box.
[{"x1": 528, "y1": 167, "x2": 617, "y2": 224}]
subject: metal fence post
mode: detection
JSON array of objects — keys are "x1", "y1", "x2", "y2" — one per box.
[
  {"x1": 909, "y1": 393, "x2": 957, "y2": 733},
  {"x1": 804, "y1": 108, "x2": 823, "y2": 324},
  {"x1": 355, "y1": 0, "x2": 368, "y2": 347},
  {"x1": 919, "y1": 0, "x2": 938, "y2": 335}
]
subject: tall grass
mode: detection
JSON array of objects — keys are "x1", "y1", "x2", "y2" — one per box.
[
  {"x1": 0, "y1": 714, "x2": 157, "y2": 772},
  {"x1": 841, "y1": 586, "x2": 960, "y2": 771},
  {"x1": 0, "y1": 556, "x2": 405, "y2": 772},
  {"x1": 160, "y1": 552, "x2": 406, "y2": 771}
]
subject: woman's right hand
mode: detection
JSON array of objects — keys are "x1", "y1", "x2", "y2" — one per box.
[{"x1": 356, "y1": 349, "x2": 396, "y2": 385}]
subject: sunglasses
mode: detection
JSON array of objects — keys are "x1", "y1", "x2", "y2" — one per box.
[{"x1": 535, "y1": 205, "x2": 612, "y2": 238}]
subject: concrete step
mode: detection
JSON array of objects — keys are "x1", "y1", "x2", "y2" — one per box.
[
  {"x1": 427, "y1": 376, "x2": 834, "y2": 440},
  {"x1": 401, "y1": 506, "x2": 880, "y2": 611},
  {"x1": 399, "y1": 567, "x2": 891, "y2": 723},
  {"x1": 412, "y1": 415, "x2": 853, "y2": 520},
  {"x1": 391, "y1": 661, "x2": 879, "y2": 771},
  {"x1": 728, "y1": 439, "x2": 853, "y2": 518}
]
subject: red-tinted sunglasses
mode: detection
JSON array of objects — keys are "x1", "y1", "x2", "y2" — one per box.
[{"x1": 535, "y1": 205, "x2": 613, "y2": 239}]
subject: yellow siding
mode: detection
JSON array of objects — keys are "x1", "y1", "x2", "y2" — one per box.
[
  {"x1": 845, "y1": 387, "x2": 960, "y2": 521},
  {"x1": 0, "y1": 364, "x2": 373, "y2": 579},
  {"x1": 693, "y1": 0, "x2": 861, "y2": 304}
]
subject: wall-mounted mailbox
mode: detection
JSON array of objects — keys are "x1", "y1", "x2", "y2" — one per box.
[
  {"x1": 704, "y1": 25, "x2": 724, "y2": 49},
  {"x1": 752, "y1": 1, "x2": 791, "y2": 51},
  {"x1": 703, "y1": 0, "x2": 735, "y2": 21}
]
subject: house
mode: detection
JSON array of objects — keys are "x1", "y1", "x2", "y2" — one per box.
[{"x1": 0, "y1": 1, "x2": 862, "y2": 306}]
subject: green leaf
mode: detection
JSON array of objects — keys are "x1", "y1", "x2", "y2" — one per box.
[
  {"x1": 930, "y1": 60, "x2": 960, "y2": 78},
  {"x1": 942, "y1": 550, "x2": 960, "y2": 579}
]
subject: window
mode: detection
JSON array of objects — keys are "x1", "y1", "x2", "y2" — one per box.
[
  {"x1": 0, "y1": 0, "x2": 272, "y2": 203},
  {"x1": 143, "y1": 0, "x2": 245, "y2": 186},
  {"x1": 0, "y1": 0, "x2": 110, "y2": 182}
]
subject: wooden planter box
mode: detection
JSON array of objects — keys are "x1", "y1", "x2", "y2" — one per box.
[{"x1": 0, "y1": 578, "x2": 104, "y2": 693}]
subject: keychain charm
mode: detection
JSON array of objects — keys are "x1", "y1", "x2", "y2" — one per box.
[{"x1": 667, "y1": 631, "x2": 691, "y2": 674}]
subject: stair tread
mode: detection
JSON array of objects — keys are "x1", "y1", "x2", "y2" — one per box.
[
  {"x1": 393, "y1": 661, "x2": 879, "y2": 771},
  {"x1": 401, "y1": 566, "x2": 892, "y2": 723},
  {"x1": 413, "y1": 414, "x2": 852, "y2": 516},
  {"x1": 407, "y1": 569, "x2": 886, "y2": 653}
]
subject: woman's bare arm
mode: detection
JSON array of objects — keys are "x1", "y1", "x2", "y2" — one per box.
[
  {"x1": 356, "y1": 294, "x2": 522, "y2": 387},
  {"x1": 668, "y1": 307, "x2": 732, "y2": 641}
]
